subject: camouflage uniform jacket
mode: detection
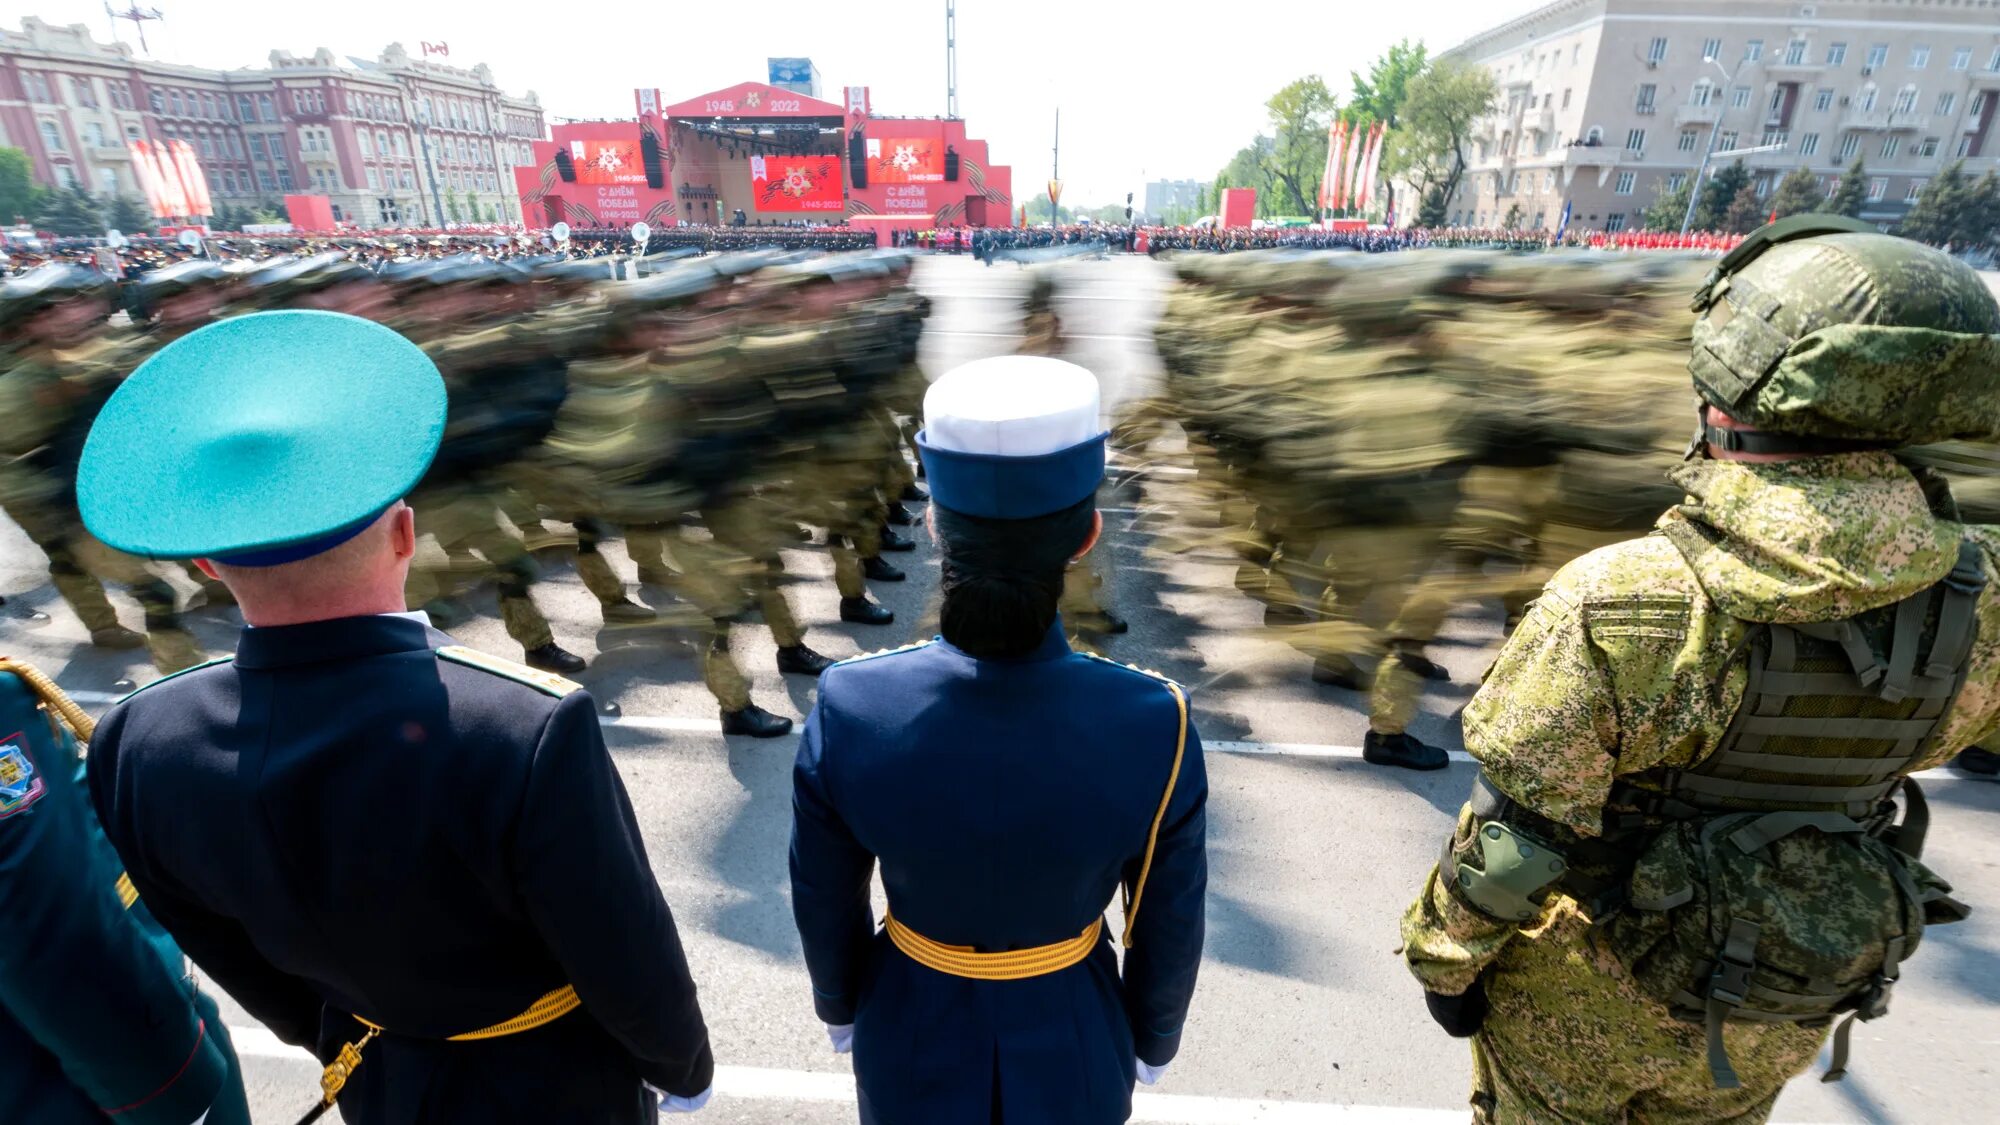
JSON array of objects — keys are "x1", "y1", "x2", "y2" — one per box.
[{"x1": 1403, "y1": 451, "x2": 2000, "y2": 994}]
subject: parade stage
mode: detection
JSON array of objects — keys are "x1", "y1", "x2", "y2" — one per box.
[{"x1": 514, "y1": 81, "x2": 1012, "y2": 238}]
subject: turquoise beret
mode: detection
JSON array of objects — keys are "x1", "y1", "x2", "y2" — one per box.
[{"x1": 78, "y1": 310, "x2": 446, "y2": 562}]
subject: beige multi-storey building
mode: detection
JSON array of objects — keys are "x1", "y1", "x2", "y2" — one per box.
[
  {"x1": 1433, "y1": 0, "x2": 2000, "y2": 232},
  {"x1": 1, "y1": 17, "x2": 545, "y2": 228}
]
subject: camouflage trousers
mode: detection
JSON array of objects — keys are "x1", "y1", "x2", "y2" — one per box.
[
  {"x1": 1470, "y1": 904, "x2": 1826, "y2": 1124},
  {"x1": 1400, "y1": 465, "x2": 1563, "y2": 639},
  {"x1": 1, "y1": 490, "x2": 202, "y2": 673},
  {"x1": 405, "y1": 480, "x2": 554, "y2": 651},
  {"x1": 1280, "y1": 524, "x2": 1444, "y2": 736}
]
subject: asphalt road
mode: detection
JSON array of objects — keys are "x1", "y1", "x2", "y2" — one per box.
[{"x1": 3, "y1": 254, "x2": 1997, "y2": 1124}]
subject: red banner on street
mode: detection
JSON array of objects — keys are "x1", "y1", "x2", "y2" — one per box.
[
  {"x1": 751, "y1": 155, "x2": 843, "y2": 211},
  {"x1": 868, "y1": 137, "x2": 944, "y2": 183}
]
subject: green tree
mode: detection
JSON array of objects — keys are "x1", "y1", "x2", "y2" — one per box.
[
  {"x1": 1263, "y1": 76, "x2": 1338, "y2": 217},
  {"x1": 1768, "y1": 167, "x2": 1825, "y2": 219},
  {"x1": 33, "y1": 185, "x2": 104, "y2": 237},
  {"x1": 250, "y1": 201, "x2": 285, "y2": 224},
  {"x1": 1348, "y1": 39, "x2": 1428, "y2": 219},
  {"x1": 1820, "y1": 157, "x2": 1868, "y2": 217},
  {"x1": 0, "y1": 146, "x2": 41, "y2": 226},
  {"x1": 1721, "y1": 181, "x2": 1766, "y2": 234},
  {"x1": 1022, "y1": 195, "x2": 1076, "y2": 224},
  {"x1": 1501, "y1": 202, "x2": 1524, "y2": 229},
  {"x1": 1692, "y1": 159, "x2": 1751, "y2": 230},
  {"x1": 1641, "y1": 177, "x2": 1693, "y2": 231},
  {"x1": 1967, "y1": 171, "x2": 2000, "y2": 250},
  {"x1": 105, "y1": 194, "x2": 151, "y2": 233},
  {"x1": 1383, "y1": 57, "x2": 1497, "y2": 226}
]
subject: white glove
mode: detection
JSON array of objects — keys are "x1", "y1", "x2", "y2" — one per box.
[
  {"x1": 646, "y1": 1084, "x2": 712, "y2": 1114},
  {"x1": 1135, "y1": 1059, "x2": 1168, "y2": 1086},
  {"x1": 826, "y1": 1023, "x2": 855, "y2": 1054}
]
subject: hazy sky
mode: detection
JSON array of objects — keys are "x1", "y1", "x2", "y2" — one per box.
[{"x1": 29, "y1": 0, "x2": 1536, "y2": 205}]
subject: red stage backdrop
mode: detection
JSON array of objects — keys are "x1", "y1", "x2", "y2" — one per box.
[
  {"x1": 868, "y1": 136, "x2": 945, "y2": 183},
  {"x1": 751, "y1": 155, "x2": 843, "y2": 212},
  {"x1": 569, "y1": 139, "x2": 646, "y2": 185}
]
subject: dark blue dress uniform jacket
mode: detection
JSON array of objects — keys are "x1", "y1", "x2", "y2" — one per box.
[
  {"x1": 0, "y1": 669, "x2": 248, "y2": 1125},
  {"x1": 790, "y1": 622, "x2": 1208, "y2": 1125},
  {"x1": 86, "y1": 615, "x2": 713, "y2": 1124}
]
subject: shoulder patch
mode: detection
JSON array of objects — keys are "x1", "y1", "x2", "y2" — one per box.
[
  {"x1": 0, "y1": 732, "x2": 46, "y2": 819},
  {"x1": 436, "y1": 645, "x2": 580, "y2": 697},
  {"x1": 830, "y1": 639, "x2": 937, "y2": 669},
  {"x1": 1078, "y1": 651, "x2": 1184, "y2": 692},
  {"x1": 1582, "y1": 595, "x2": 1693, "y2": 641},
  {"x1": 118, "y1": 656, "x2": 234, "y2": 704}
]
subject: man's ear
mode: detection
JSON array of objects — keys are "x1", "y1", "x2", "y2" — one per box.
[
  {"x1": 1072, "y1": 510, "x2": 1104, "y2": 563},
  {"x1": 389, "y1": 503, "x2": 417, "y2": 559}
]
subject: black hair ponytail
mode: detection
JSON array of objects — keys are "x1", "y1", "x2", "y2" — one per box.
[{"x1": 934, "y1": 496, "x2": 1096, "y2": 659}]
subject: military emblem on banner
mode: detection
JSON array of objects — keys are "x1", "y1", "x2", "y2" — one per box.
[
  {"x1": 745, "y1": 89, "x2": 763, "y2": 109},
  {"x1": 0, "y1": 732, "x2": 44, "y2": 819}
]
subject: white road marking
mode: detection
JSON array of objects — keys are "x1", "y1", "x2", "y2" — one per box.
[
  {"x1": 225, "y1": 1025, "x2": 1466, "y2": 1122},
  {"x1": 68, "y1": 687, "x2": 1993, "y2": 783}
]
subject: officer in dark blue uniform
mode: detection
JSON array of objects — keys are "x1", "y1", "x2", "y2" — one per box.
[
  {"x1": 76, "y1": 311, "x2": 715, "y2": 1124},
  {"x1": 0, "y1": 658, "x2": 249, "y2": 1125},
  {"x1": 790, "y1": 355, "x2": 1208, "y2": 1125}
]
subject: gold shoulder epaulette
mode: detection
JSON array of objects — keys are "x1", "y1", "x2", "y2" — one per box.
[
  {"x1": 118, "y1": 656, "x2": 234, "y2": 703},
  {"x1": 436, "y1": 645, "x2": 580, "y2": 697},
  {"x1": 831, "y1": 640, "x2": 936, "y2": 669},
  {"x1": 1078, "y1": 651, "x2": 1181, "y2": 689}
]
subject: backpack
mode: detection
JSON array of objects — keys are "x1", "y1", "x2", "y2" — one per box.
[{"x1": 1593, "y1": 540, "x2": 1983, "y2": 1088}]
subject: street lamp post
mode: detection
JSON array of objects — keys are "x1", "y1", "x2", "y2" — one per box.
[{"x1": 1681, "y1": 56, "x2": 1734, "y2": 235}]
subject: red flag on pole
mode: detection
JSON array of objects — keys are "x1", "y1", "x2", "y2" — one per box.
[{"x1": 1326, "y1": 119, "x2": 1349, "y2": 211}]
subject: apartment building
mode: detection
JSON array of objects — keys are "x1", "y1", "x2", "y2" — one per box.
[
  {"x1": 1434, "y1": 0, "x2": 2000, "y2": 231},
  {"x1": 0, "y1": 17, "x2": 546, "y2": 227}
]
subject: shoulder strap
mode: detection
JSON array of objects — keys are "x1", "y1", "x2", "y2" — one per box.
[{"x1": 435, "y1": 645, "x2": 580, "y2": 697}]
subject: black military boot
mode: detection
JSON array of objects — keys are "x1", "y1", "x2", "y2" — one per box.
[
  {"x1": 721, "y1": 703, "x2": 794, "y2": 738},
  {"x1": 1396, "y1": 649, "x2": 1452, "y2": 682},
  {"x1": 524, "y1": 642, "x2": 587, "y2": 674},
  {"x1": 901, "y1": 483, "x2": 929, "y2": 503},
  {"x1": 885, "y1": 503, "x2": 916, "y2": 526},
  {"x1": 1956, "y1": 747, "x2": 2000, "y2": 775},
  {"x1": 777, "y1": 644, "x2": 836, "y2": 677},
  {"x1": 1362, "y1": 730, "x2": 1450, "y2": 772},
  {"x1": 600, "y1": 598, "x2": 658, "y2": 624},
  {"x1": 862, "y1": 556, "x2": 906, "y2": 583},
  {"x1": 1310, "y1": 656, "x2": 1369, "y2": 691},
  {"x1": 90, "y1": 625, "x2": 147, "y2": 650},
  {"x1": 840, "y1": 596, "x2": 895, "y2": 626},
  {"x1": 878, "y1": 527, "x2": 916, "y2": 552}
]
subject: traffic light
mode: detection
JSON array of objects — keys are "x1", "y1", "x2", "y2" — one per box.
[{"x1": 1125, "y1": 192, "x2": 1133, "y2": 222}]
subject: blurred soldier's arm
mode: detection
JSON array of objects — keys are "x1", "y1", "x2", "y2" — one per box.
[
  {"x1": 88, "y1": 707, "x2": 326, "y2": 1049},
  {"x1": 1121, "y1": 716, "x2": 1209, "y2": 1075},
  {"x1": 789, "y1": 692, "x2": 876, "y2": 1032},
  {"x1": 513, "y1": 692, "x2": 714, "y2": 1098}
]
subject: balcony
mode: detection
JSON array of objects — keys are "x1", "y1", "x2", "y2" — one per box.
[
  {"x1": 1675, "y1": 104, "x2": 1721, "y2": 127},
  {"x1": 1765, "y1": 59, "x2": 1822, "y2": 78},
  {"x1": 1843, "y1": 109, "x2": 1929, "y2": 132},
  {"x1": 1530, "y1": 107, "x2": 1557, "y2": 133},
  {"x1": 1565, "y1": 143, "x2": 1636, "y2": 167}
]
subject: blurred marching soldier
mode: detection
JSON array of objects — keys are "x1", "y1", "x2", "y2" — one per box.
[
  {"x1": 382, "y1": 258, "x2": 588, "y2": 673},
  {"x1": 0, "y1": 265, "x2": 203, "y2": 672},
  {"x1": 0, "y1": 657, "x2": 251, "y2": 1125},
  {"x1": 792, "y1": 356, "x2": 1207, "y2": 1125},
  {"x1": 1404, "y1": 220, "x2": 2000, "y2": 1123},
  {"x1": 80, "y1": 311, "x2": 716, "y2": 1123}
]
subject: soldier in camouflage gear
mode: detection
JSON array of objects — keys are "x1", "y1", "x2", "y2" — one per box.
[{"x1": 1402, "y1": 219, "x2": 2000, "y2": 1123}]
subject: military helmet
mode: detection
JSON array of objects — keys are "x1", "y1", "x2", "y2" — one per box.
[
  {"x1": 1690, "y1": 216, "x2": 2000, "y2": 449},
  {"x1": 243, "y1": 253, "x2": 374, "y2": 306},
  {"x1": 0, "y1": 263, "x2": 115, "y2": 332},
  {"x1": 132, "y1": 258, "x2": 232, "y2": 298}
]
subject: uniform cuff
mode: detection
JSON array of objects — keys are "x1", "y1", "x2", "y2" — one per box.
[
  {"x1": 811, "y1": 988, "x2": 856, "y2": 1027},
  {"x1": 1132, "y1": 1023, "x2": 1183, "y2": 1069}
]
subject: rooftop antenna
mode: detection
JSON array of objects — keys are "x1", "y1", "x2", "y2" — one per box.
[
  {"x1": 105, "y1": 3, "x2": 164, "y2": 55},
  {"x1": 945, "y1": 1, "x2": 958, "y2": 119}
]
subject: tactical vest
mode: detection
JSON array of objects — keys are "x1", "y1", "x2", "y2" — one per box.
[{"x1": 1594, "y1": 540, "x2": 1984, "y2": 1088}]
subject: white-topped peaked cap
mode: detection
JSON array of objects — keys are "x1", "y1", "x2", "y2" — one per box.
[{"x1": 917, "y1": 356, "x2": 1109, "y2": 519}]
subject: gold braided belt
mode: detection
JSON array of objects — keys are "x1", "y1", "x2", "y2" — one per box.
[
  {"x1": 886, "y1": 914, "x2": 1103, "y2": 981},
  {"x1": 295, "y1": 986, "x2": 582, "y2": 1124}
]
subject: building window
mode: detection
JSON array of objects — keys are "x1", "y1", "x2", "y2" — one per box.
[
  {"x1": 1826, "y1": 42, "x2": 1847, "y2": 67},
  {"x1": 1648, "y1": 37, "x2": 1668, "y2": 64},
  {"x1": 1917, "y1": 136, "x2": 1939, "y2": 158},
  {"x1": 1768, "y1": 87, "x2": 1787, "y2": 116},
  {"x1": 1615, "y1": 171, "x2": 1637, "y2": 194},
  {"x1": 199, "y1": 135, "x2": 215, "y2": 158},
  {"x1": 170, "y1": 90, "x2": 186, "y2": 116},
  {"x1": 23, "y1": 72, "x2": 53, "y2": 103},
  {"x1": 1728, "y1": 85, "x2": 1749, "y2": 109},
  {"x1": 1957, "y1": 136, "x2": 1973, "y2": 158},
  {"x1": 1606, "y1": 213, "x2": 1628, "y2": 232},
  {"x1": 1636, "y1": 83, "x2": 1657, "y2": 113},
  {"x1": 1785, "y1": 39, "x2": 1807, "y2": 66},
  {"x1": 1865, "y1": 44, "x2": 1886, "y2": 71},
  {"x1": 1719, "y1": 130, "x2": 1739, "y2": 149},
  {"x1": 258, "y1": 169, "x2": 277, "y2": 191},
  {"x1": 1800, "y1": 132, "x2": 1820, "y2": 156},
  {"x1": 249, "y1": 134, "x2": 268, "y2": 160},
  {"x1": 1894, "y1": 87, "x2": 1918, "y2": 114},
  {"x1": 358, "y1": 131, "x2": 373, "y2": 156},
  {"x1": 1906, "y1": 179, "x2": 1926, "y2": 201},
  {"x1": 399, "y1": 169, "x2": 414, "y2": 190},
  {"x1": 1762, "y1": 130, "x2": 1788, "y2": 147},
  {"x1": 1741, "y1": 40, "x2": 1761, "y2": 63},
  {"x1": 1667, "y1": 172, "x2": 1688, "y2": 191},
  {"x1": 276, "y1": 166, "x2": 294, "y2": 190},
  {"x1": 1678, "y1": 130, "x2": 1699, "y2": 152},
  {"x1": 1866, "y1": 177, "x2": 1886, "y2": 201},
  {"x1": 1837, "y1": 133, "x2": 1860, "y2": 159},
  {"x1": 1560, "y1": 87, "x2": 1573, "y2": 109},
  {"x1": 1937, "y1": 92, "x2": 1956, "y2": 116},
  {"x1": 1880, "y1": 136, "x2": 1900, "y2": 159},
  {"x1": 69, "y1": 76, "x2": 97, "y2": 107},
  {"x1": 393, "y1": 134, "x2": 410, "y2": 157},
  {"x1": 1951, "y1": 47, "x2": 1971, "y2": 72},
  {"x1": 1625, "y1": 128, "x2": 1646, "y2": 152},
  {"x1": 1989, "y1": 47, "x2": 2000, "y2": 72},
  {"x1": 1692, "y1": 80, "x2": 1715, "y2": 107},
  {"x1": 1754, "y1": 174, "x2": 1773, "y2": 198},
  {"x1": 55, "y1": 165, "x2": 79, "y2": 189},
  {"x1": 366, "y1": 167, "x2": 381, "y2": 190},
  {"x1": 1859, "y1": 87, "x2": 1878, "y2": 112},
  {"x1": 39, "y1": 120, "x2": 65, "y2": 152},
  {"x1": 1909, "y1": 46, "x2": 1929, "y2": 70},
  {"x1": 1976, "y1": 92, "x2": 1992, "y2": 116},
  {"x1": 257, "y1": 93, "x2": 274, "y2": 121},
  {"x1": 229, "y1": 135, "x2": 243, "y2": 158},
  {"x1": 237, "y1": 94, "x2": 255, "y2": 120},
  {"x1": 1702, "y1": 37, "x2": 1723, "y2": 62}
]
